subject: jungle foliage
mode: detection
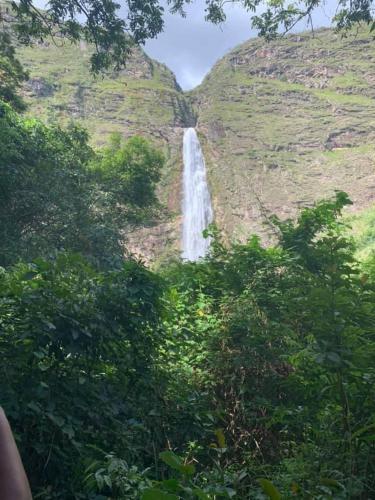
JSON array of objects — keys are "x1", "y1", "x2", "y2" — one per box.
[
  {"x1": 1, "y1": 94, "x2": 375, "y2": 498},
  {"x1": 1, "y1": 20, "x2": 375, "y2": 498},
  {"x1": 0, "y1": 102, "x2": 163, "y2": 268}
]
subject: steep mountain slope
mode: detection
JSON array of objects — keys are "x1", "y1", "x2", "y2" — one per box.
[
  {"x1": 17, "y1": 40, "x2": 194, "y2": 261},
  {"x1": 17, "y1": 26, "x2": 375, "y2": 258},
  {"x1": 191, "y1": 27, "x2": 375, "y2": 243}
]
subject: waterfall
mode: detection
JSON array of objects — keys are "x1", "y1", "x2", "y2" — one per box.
[{"x1": 181, "y1": 127, "x2": 213, "y2": 261}]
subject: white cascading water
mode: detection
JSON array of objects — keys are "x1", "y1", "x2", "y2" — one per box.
[{"x1": 182, "y1": 127, "x2": 213, "y2": 261}]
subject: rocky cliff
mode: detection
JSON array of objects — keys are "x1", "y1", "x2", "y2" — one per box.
[
  {"x1": 17, "y1": 26, "x2": 375, "y2": 260},
  {"x1": 191, "y1": 27, "x2": 375, "y2": 244},
  {"x1": 18, "y1": 40, "x2": 194, "y2": 262}
]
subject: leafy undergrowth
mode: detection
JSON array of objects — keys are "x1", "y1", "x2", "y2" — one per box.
[{"x1": 1, "y1": 190, "x2": 375, "y2": 499}]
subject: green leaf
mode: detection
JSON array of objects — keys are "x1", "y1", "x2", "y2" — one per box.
[
  {"x1": 44, "y1": 321, "x2": 56, "y2": 330},
  {"x1": 258, "y1": 479, "x2": 281, "y2": 500},
  {"x1": 319, "y1": 478, "x2": 342, "y2": 489},
  {"x1": 159, "y1": 451, "x2": 183, "y2": 471},
  {"x1": 103, "y1": 475, "x2": 112, "y2": 489},
  {"x1": 33, "y1": 351, "x2": 45, "y2": 360},
  {"x1": 27, "y1": 401, "x2": 42, "y2": 414},
  {"x1": 159, "y1": 479, "x2": 180, "y2": 492},
  {"x1": 362, "y1": 434, "x2": 375, "y2": 442},
  {"x1": 193, "y1": 489, "x2": 210, "y2": 500},
  {"x1": 326, "y1": 352, "x2": 341, "y2": 364},
  {"x1": 47, "y1": 414, "x2": 65, "y2": 427},
  {"x1": 180, "y1": 463, "x2": 195, "y2": 476},
  {"x1": 141, "y1": 488, "x2": 179, "y2": 500},
  {"x1": 215, "y1": 428, "x2": 226, "y2": 449},
  {"x1": 159, "y1": 451, "x2": 195, "y2": 476},
  {"x1": 351, "y1": 422, "x2": 375, "y2": 440}
]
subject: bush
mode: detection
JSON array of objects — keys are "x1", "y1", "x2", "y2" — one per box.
[{"x1": 0, "y1": 253, "x2": 164, "y2": 498}]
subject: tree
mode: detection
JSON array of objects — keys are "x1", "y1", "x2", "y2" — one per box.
[
  {"x1": 93, "y1": 134, "x2": 163, "y2": 216},
  {"x1": 0, "y1": 31, "x2": 28, "y2": 110},
  {"x1": 0, "y1": 102, "x2": 164, "y2": 267},
  {"x1": 2, "y1": 0, "x2": 374, "y2": 73},
  {"x1": 0, "y1": 254, "x2": 164, "y2": 497},
  {"x1": 8, "y1": 0, "x2": 164, "y2": 72}
]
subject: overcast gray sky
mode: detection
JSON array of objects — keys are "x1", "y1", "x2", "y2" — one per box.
[
  {"x1": 34, "y1": 0, "x2": 336, "y2": 90},
  {"x1": 145, "y1": 3, "x2": 257, "y2": 90},
  {"x1": 145, "y1": 0, "x2": 336, "y2": 89}
]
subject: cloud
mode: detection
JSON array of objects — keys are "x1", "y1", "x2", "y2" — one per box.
[
  {"x1": 33, "y1": 0, "x2": 337, "y2": 90},
  {"x1": 145, "y1": 2, "x2": 256, "y2": 90}
]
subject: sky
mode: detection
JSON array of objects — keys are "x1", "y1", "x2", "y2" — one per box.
[
  {"x1": 144, "y1": 0, "x2": 336, "y2": 90},
  {"x1": 34, "y1": 0, "x2": 336, "y2": 90},
  {"x1": 145, "y1": 2, "x2": 259, "y2": 90}
]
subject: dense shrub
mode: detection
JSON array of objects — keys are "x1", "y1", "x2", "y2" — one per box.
[{"x1": 0, "y1": 254, "x2": 164, "y2": 498}]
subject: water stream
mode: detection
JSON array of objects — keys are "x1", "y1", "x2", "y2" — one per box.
[{"x1": 181, "y1": 128, "x2": 213, "y2": 261}]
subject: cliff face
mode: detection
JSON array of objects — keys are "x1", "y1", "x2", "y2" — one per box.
[
  {"x1": 191, "y1": 27, "x2": 375, "y2": 244},
  {"x1": 17, "y1": 27, "x2": 375, "y2": 259},
  {"x1": 18, "y1": 41, "x2": 194, "y2": 262}
]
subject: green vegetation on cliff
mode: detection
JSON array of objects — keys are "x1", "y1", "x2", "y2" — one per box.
[
  {"x1": 16, "y1": 39, "x2": 195, "y2": 261},
  {"x1": 12, "y1": 26, "x2": 375, "y2": 260},
  {"x1": 17, "y1": 42, "x2": 192, "y2": 142},
  {"x1": 191, "y1": 27, "x2": 375, "y2": 247}
]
